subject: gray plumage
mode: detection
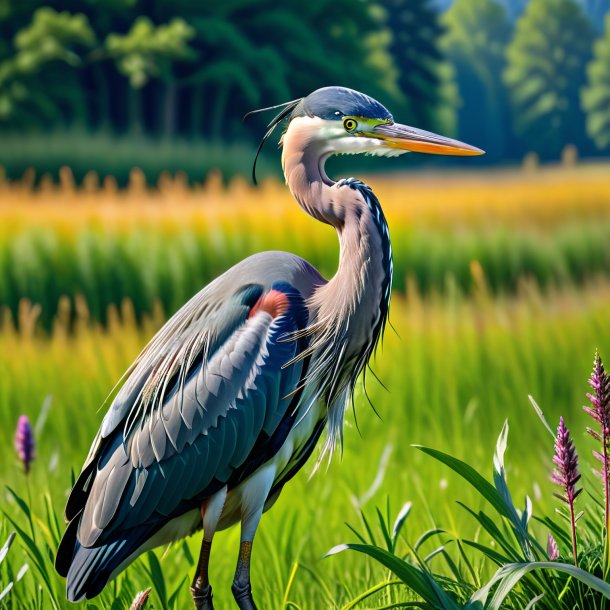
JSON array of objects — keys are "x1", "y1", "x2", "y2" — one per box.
[{"x1": 56, "y1": 86, "x2": 482, "y2": 608}]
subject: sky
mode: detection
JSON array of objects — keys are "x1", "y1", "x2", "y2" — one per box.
[{"x1": 432, "y1": 0, "x2": 608, "y2": 24}]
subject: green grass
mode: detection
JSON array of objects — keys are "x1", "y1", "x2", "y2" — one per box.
[
  {"x1": 2, "y1": 217, "x2": 610, "y2": 330},
  {"x1": 1, "y1": 280, "x2": 609, "y2": 608},
  {"x1": 0, "y1": 131, "x2": 278, "y2": 187}
]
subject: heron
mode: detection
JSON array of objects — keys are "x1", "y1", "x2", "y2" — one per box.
[{"x1": 55, "y1": 86, "x2": 483, "y2": 609}]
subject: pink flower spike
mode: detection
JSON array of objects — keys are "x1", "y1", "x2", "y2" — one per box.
[
  {"x1": 14, "y1": 415, "x2": 35, "y2": 475},
  {"x1": 583, "y1": 351, "x2": 610, "y2": 568},
  {"x1": 551, "y1": 417, "x2": 582, "y2": 505},
  {"x1": 551, "y1": 416, "x2": 581, "y2": 565}
]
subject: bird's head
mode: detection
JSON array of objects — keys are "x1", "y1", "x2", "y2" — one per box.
[{"x1": 247, "y1": 86, "x2": 484, "y2": 183}]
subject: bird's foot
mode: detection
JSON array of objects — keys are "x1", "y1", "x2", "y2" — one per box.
[
  {"x1": 190, "y1": 583, "x2": 214, "y2": 610},
  {"x1": 232, "y1": 581, "x2": 258, "y2": 610}
]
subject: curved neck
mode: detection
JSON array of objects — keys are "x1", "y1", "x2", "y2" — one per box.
[
  {"x1": 281, "y1": 117, "x2": 341, "y2": 227},
  {"x1": 281, "y1": 116, "x2": 392, "y2": 352}
]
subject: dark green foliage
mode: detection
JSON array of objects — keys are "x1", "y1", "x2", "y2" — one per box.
[
  {"x1": 0, "y1": 130, "x2": 276, "y2": 185},
  {"x1": 0, "y1": 7, "x2": 96, "y2": 128},
  {"x1": 582, "y1": 14, "x2": 610, "y2": 149},
  {"x1": 0, "y1": 0, "x2": 396, "y2": 141},
  {"x1": 379, "y1": 0, "x2": 457, "y2": 134},
  {"x1": 2, "y1": 0, "x2": 610, "y2": 174},
  {"x1": 504, "y1": 0, "x2": 595, "y2": 158},
  {"x1": 442, "y1": 0, "x2": 512, "y2": 158}
]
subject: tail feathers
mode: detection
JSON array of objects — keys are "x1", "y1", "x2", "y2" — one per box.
[{"x1": 58, "y1": 520, "x2": 151, "y2": 602}]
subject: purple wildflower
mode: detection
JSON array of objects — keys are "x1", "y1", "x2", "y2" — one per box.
[
  {"x1": 14, "y1": 415, "x2": 35, "y2": 475},
  {"x1": 130, "y1": 588, "x2": 151, "y2": 610},
  {"x1": 547, "y1": 533, "x2": 559, "y2": 561},
  {"x1": 584, "y1": 352, "x2": 610, "y2": 535},
  {"x1": 552, "y1": 417, "x2": 582, "y2": 503},
  {"x1": 551, "y1": 417, "x2": 581, "y2": 565}
]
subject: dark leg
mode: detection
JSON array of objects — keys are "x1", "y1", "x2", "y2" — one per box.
[
  {"x1": 231, "y1": 540, "x2": 257, "y2": 610},
  {"x1": 190, "y1": 487, "x2": 227, "y2": 610},
  {"x1": 191, "y1": 538, "x2": 214, "y2": 610},
  {"x1": 231, "y1": 470, "x2": 273, "y2": 610}
]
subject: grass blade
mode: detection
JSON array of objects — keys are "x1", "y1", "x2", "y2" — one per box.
[
  {"x1": 326, "y1": 543, "x2": 461, "y2": 610},
  {"x1": 470, "y1": 561, "x2": 610, "y2": 609},
  {"x1": 0, "y1": 532, "x2": 15, "y2": 565},
  {"x1": 392, "y1": 503, "x2": 412, "y2": 551},
  {"x1": 414, "y1": 445, "x2": 513, "y2": 524}
]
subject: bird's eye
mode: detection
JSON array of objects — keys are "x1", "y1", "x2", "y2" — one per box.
[{"x1": 343, "y1": 118, "x2": 357, "y2": 132}]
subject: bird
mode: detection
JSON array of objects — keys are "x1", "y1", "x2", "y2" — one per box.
[{"x1": 55, "y1": 86, "x2": 483, "y2": 609}]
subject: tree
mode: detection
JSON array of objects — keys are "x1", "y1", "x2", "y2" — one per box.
[
  {"x1": 157, "y1": 0, "x2": 399, "y2": 140},
  {"x1": 582, "y1": 13, "x2": 610, "y2": 149},
  {"x1": 504, "y1": 0, "x2": 595, "y2": 157},
  {"x1": 442, "y1": 0, "x2": 511, "y2": 157},
  {"x1": 0, "y1": 7, "x2": 95, "y2": 127},
  {"x1": 380, "y1": 0, "x2": 458, "y2": 134},
  {"x1": 0, "y1": 0, "x2": 399, "y2": 142},
  {"x1": 105, "y1": 16, "x2": 195, "y2": 134}
]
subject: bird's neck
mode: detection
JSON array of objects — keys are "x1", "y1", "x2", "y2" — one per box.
[{"x1": 281, "y1": 118, "x2": 392, "y2": 360}]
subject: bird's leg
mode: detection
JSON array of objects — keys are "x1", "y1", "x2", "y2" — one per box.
[
  {"x1": 232, "y1": 495, "x2": 270, "y2": 610},
  {"x1": 191, "y1": 538, "x2": 214, "y2": 610},
  {"x1": 191, "y1": 487, "x2": 227, "y2": 610},
  {"x1": 231, "y1": 466, "x2": 276, "y2": 610},
  {"x1": 232, "y1": 539, "x2": 256, "y2": 610}
]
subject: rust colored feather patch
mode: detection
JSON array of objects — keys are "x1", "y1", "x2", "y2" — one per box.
[{"x1": 248, "y1": 289, "x2": 290, "y2": 319}]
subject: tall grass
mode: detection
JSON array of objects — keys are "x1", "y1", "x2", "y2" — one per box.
[
  {"x1": 2, "y1": 163, "x2": 610, "y2": 606},
  {"x1": 1, "y1": 164, "x2": 610, "y2": 328},
  {"x1": 1, "y1": 278, "x2": 609, "y2": 608}
]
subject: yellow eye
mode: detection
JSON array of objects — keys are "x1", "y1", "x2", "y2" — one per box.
[{"x1": 343, "y1": 118, "x2": 357, "y2": 132}]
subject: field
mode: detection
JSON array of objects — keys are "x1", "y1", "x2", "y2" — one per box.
[
  {"x1": 1, "y1": 163, "x2": 610, "y2": 608},
  {"x1": 2, "y1": 163, "x2": 610, "y2": 328}
]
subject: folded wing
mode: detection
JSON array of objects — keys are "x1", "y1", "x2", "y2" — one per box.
[{"x1": 56, "y1": 279, "x2": 310, "y2": 597}]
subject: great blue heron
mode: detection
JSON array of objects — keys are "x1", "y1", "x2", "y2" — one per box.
[{"x1": 55, "y1": 86, "x2": 483, "y2": 609}]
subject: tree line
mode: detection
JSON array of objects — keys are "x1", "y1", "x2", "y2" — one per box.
[{"x1": 1, "y1": 0, "x2": 610, "y2": 168}]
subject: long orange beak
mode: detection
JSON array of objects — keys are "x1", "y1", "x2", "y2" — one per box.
[{"x1": 372, "y1": 122, "x2": 484, "y2": 156}]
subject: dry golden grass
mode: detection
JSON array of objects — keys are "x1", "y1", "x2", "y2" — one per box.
[{"x1": 1, "y1": 163, "x2": 610, "y2": 239}]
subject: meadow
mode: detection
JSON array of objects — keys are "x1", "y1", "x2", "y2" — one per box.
[
  {"x1": 1, "y1": 162, "x2": 610, "y2": 608},
  {"x1": 1, "y1": 163, "x2": 610, "y2": 328}
]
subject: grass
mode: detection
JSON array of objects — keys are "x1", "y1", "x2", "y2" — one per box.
[
  {"x1": 0, "y1": 131, "x2": 278, "y2": 187},
  {"x1": 330, "y1": 418, "x2": 610, "y2": 609},
  {"x1": 1, "y1": 163, "x2": 610, "y2": 607},
  {"x1": 1, "y1": 278, "x2": 609, "y2": 608},
  {"x1": 1, "y1": 163, "x2": 610, "y2": 328}
]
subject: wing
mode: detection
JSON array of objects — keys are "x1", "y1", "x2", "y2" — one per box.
[{"x1": 59, "y1": 276, "x2": 310, "y2": 559}]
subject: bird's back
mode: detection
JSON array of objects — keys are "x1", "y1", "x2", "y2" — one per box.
[{"x1": 56, "y1": 251, "x2": 326, "y2": 601}]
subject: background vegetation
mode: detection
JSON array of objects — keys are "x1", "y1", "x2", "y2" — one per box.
[
  {"x1": 2, "y1": 0, "x2": 610, "y2": 608},
  {"x1": 1, "y1": 163, "x2": 610, "y2": 329},
  {"x1": 2, "y1": 0, "x2": 610, "y2": 182},
  {"x1": 0, "y1": 161, "x2": 609, "y2": 608},
  {"x1": 2, "y1": 265, "x2": 610, "y2": 608}
]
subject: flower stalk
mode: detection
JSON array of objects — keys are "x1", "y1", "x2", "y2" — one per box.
[
  {"x1": 583, "y1": 352, "x2": 610, "y2": 575},
  {"x1": 551, "y1": 416, "x2": 582, "y2": 566}
]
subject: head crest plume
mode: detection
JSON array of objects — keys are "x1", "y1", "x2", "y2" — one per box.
[{"x1": 244, "y1": 98, "x2": 303, "y2": 185}]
